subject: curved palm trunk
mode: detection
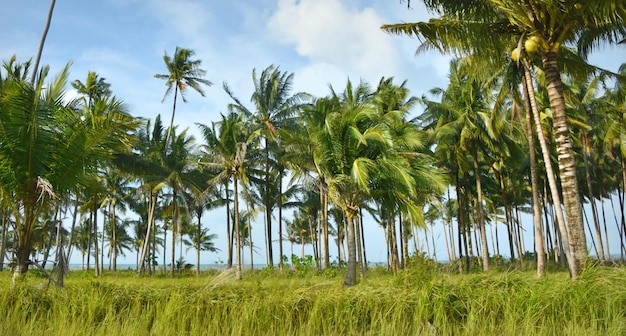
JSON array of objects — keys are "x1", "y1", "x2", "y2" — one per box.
[
  {"x1": 520, "y1": 75, "x2": 546, "y2": 277},
  {"x1": 524, "y1": 61, "x2": 575, "y2": 273},
  {"x1": 165, "y1": 85, "x2": 179, "y2": 147},
  {"x1": 30, "y1": 0, "x2": 56, "y2": 85},
  {"x1": 542, "y1": 53, "x2": 588, "y2": 276}
]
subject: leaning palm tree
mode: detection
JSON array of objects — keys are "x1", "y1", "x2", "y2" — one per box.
[
  {"x1": 155, "y1": 47, "x2": 212, "y2": 147},
  {"x1": 382, "y1": 0, "x2": 626, "y2": 277}
]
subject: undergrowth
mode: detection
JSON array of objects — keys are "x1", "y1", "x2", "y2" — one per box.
[{"x1": 0, "y1": 263, "x2": 625, "y2": 335}]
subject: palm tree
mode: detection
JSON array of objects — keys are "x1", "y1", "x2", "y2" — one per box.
[
  {"x1": 224, "y1": 65, "x2": 309, "y2": 268},
  {"x1": 419, "y1": 59, "x2": 503, "y2": 271},
  {"x1": 155, "y1": 47, "x2": 212, "y2": 147},
  {"x1": 198, "y1": 111, "x2": 252, "y2": 279},
  {"x1": 382, "y1": 0, "x2": 626, "y2": 277},
  {"x1": 0, "y1": 59, "x2": 137, "y2": 280},
  {"x1": 182, "y1": 226, "x2": 219, "y2": 269},
  {"x1": 72, "y1": 71, "x2": 112, "y2": 109}
]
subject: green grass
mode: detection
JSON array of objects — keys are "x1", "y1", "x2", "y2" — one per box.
[{"x1": 1, "y1": 264, "x2": 625, "y2": 335}]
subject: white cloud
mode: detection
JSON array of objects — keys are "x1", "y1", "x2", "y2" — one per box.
[{"x1": 268, "y1": 0, "x2": 402, "y2": 83}]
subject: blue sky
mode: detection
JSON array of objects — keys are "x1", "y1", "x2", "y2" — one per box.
[{"x1": 2, "y1": 0, "x2": 625, "y2": 266}]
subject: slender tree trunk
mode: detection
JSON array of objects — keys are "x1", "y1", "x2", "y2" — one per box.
[
  {"x1": 196, "y1": 214, "x2": 201, "y2": 276},
  {"x1": 355, "y1": 213, "x2": 364, "y2": 278},
  {"x1": 472, "y1": 150, "x2": 489, "y2": 271},
  {"x1": 171, "y1": 191, "x2": 177, "y2": 277},
  {"x1": 598, "y1": 182, "x2": 611, "y2": 261},
  {"x1": 112, "y1": 204, "x2": 117, "y2": 272},
  {"x1": 343, "y1": 213, "x2": 358, "y2": 286},
  {"x1": 234, "y1": 177, "x2": 242, "y2": 280},
  {"x1": 442, "y1": 214, "x2": 452, "y2": 262},
  {"x1": 520, "y1": 75, "x2": 546, "y2": 276},
  {"x1": 0, "y1": 213, "x2": 7, "y2": 271},
  {"x1": 30, "y1": 0, "x2": 56, "y2": 85},
  {"x1": 138, "y1": 192, "x2": 156, "y2": 275},
  {"x1": 165, "y1": 85, "x2": 179, "y2": 147},
  {"x1": 93, "y1": 202, "x2": 100, "y2": 277},
  {"x1": 278, "y1": 173, "x2": 284, "y2": 269},
  {"x1": 582, "y1": 133, "x2": 605, "y2": 260},
  {"x1": 225, "y1": 182, "x2": 233, "y2": 268},
  {"x1": 525, "y1": 60, "x2": 576, "y2": 275},
  {"x1": 65, "y1": 199, "x2": 79, "y2": 261},
  {"x1": 321, "y1": 180, "x2": 329, "y2": 268},
  {"x1": 264, "y1": 140, "x2": 273, "y2": 269},
  {"x1": 542, "y1": 52, "x2": 588, "y2": 276},
  {"x1": 359, "y1": 209, "x2": 367, "y2": 271}
]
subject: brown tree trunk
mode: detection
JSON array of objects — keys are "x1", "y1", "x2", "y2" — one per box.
[
  {"x1": 521, "y1": 71, "x2": 546, "y2": 276},
  {"x1": 343, "y1": 213, "x2": 357, "y2": 286},
  {"x1": 542, "y1": 52, "x2": 588, "y2": 276}
]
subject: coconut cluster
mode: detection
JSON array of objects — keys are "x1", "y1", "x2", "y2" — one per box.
[{"x1": 511, "y1": 35, "x2": 541, "y2": 61}]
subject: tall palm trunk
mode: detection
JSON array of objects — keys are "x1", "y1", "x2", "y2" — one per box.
[
  {"x1": 320, "y1": 179, "x2": 330, "y2": 268},
  {"x1": 343, "y1": 212, "x2": 358, "y2": 286},
  {"x1": 196, "y1": 214, "x2": 202, "y2": 275},
  {"x1": 138, "y1": 192, "x2": 157, "y2": 275},
  {"x1": 170, "y1": 189, "x2": 178, "y2": 277},
  {"x1": 225, "y1": 182, "x2": 233, "y2": 268},
  {"x1": 582, "y1": 133, "x2": 605, "y2": 260},
  {"x1": 524, "y1": 60, "x2": 574, "y2": 273},
  {"x1": 111, "y1": 204, "x2": 117, "y2": 272},
  {"x1": 278, "y1": 172, "x2": 284, "y2": 269},
  {"x1": 520, "y1": 74, "x2": 546, "y2": 277},
  {"x1": 30, "y1": 0, "x2": 56, "y2": 85},
  {"x1": 93, "y1": 201, "x2": 100, "y2": 277},
  {"x1": 471, "y1": 149, "x2": 490, "y2": 271},
  {"x1": 264, "y1": 139, "x2": 274, "y2": 268},
  {"x1": 542, "y1": 52, "x2": 588, "y2": 276},
  {"x1": 233, "y1": 175, "x2": 242, "y2": 280},
  {"x1": 165, "y1": 85, "x2": 179, "y2": 147}
]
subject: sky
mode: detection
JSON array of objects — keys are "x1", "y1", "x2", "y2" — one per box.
[{"x1": 2, "y1": 0, "x2": 625, "y2": 267}]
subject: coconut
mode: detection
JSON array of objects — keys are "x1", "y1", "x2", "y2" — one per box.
[
  {"x1": 525, "y1": 36, "x2": 540, "y2": 53},
  {"x1": 511, "y1": 47, "x2": 521, "y2": 62}
]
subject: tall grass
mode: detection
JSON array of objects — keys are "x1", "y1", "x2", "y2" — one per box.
[{"x1": 1, "y1": 265, "x2": 625, "y2": 335}]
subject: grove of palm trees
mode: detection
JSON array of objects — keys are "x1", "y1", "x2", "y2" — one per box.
[{"x1": 1, "y1": 0, "x2": 626, "y2": 334}]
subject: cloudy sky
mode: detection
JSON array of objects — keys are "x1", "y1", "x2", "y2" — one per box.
[{"x1": 2, "y1": 0, "x2": 625, "y2": 266}]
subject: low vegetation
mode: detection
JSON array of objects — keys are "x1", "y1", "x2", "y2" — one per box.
[{"x1": 1, "y1": 262, "x2": 625, "y2": 335}]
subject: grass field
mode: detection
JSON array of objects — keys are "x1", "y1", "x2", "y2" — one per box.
[{"x1": 1, "y1": 261, "x2": 625, "y2": 335}]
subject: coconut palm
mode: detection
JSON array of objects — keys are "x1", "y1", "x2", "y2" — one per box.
[
  {"x1": 72, "y1": 71, "x2": 112, "y2": 109},
  {"x1": 198, "y1": 110, "x2": 253, "y2": 279},
  {"x1": 284, "y1": 96, "x2": 339, "y2": 269},
  {"x1": 155, "y1": 47, "x2": 212, "y2": 147},
  {"x1": 419, "y1": 59, "x2": 503, "y2": 271},
  {"x1": 383, "y1": 0, "x2": 626, "y2": 277},
  {"x1": 224, "y1": 65, "x2": 309, "y2": 268},
  {"x1": 0, "y1": 59, "x2": 137, "y2": 280}
]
